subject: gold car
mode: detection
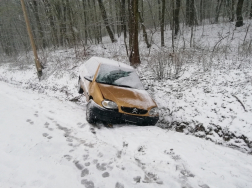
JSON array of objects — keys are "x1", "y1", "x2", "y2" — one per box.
[{"x1": 78, "y1": 57, "x2": 159, "y2": 125}]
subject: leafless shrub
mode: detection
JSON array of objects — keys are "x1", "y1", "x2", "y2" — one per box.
[
  {"x1": 238, "y1": 40, "x2": 252, "y2": 58},
  {"x1": 148, "y1": 50, "x2": 185, "y2": 80},
  {"x1": 74, "y1": 45, "x2": 91, "y2": 60}
]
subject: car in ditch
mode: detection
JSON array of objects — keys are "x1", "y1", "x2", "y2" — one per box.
[{"x1": 78, "y1": 57, "x2": 159, "y2": 126}]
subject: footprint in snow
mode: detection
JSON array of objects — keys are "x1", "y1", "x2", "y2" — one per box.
[
  {"x1": 83, "y1": 154, "x2": 89, "y2": 161},
  {"x1": 44, "y1": 122, "x2": 50, "y2": 128},
  {"x1": 74, "y1": 160, "x2": 84, "y2": 170},
  {"x1": 102, "y1": 172, "x2": 109, "y2": 178},
  {"x1": 26, "y1": 119, "x2": 34, "y2": 125},
  {"x1": 81, "y1": 179, "x2": 94, "y2": 188},
  {"x1": 85, "y1": 162, "x2": 91, "y2": 166},
  {"x1": 96, "y1": 163, "x2": 107, "y2": 171},
  {"x1": 42, "y1": 133, "x2": 49, "y2": 137},
  {"x1": 97, "y1": 152, "x2": 103, "y2": 158},
  {"x1": 42, "y1": 133, "x2": 52, "y2": 139},
  {"x1": 81, "y1": 168, "x2": 89, "y2": 177},
  {"x1": 115, "y1": 182, "x2": 124, "y2": 188},
  {"x1": 63, "y1": 154, "x2": 72, "y2": 161}
]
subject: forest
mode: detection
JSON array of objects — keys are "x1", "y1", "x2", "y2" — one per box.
[{"x1": 0, "y1": 0, "x2": 251, "y2": 68}]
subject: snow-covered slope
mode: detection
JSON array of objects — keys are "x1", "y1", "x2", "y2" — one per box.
[{"x1": 1, "y1": 81, "x2": 252, "y2": 188}]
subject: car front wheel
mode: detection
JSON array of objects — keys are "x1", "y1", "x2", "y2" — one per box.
[{"x1": 86, "y1": 100, "x2": 96, "y2": 124}]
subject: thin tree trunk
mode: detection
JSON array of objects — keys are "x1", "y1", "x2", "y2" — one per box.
[
  {"x1": 138, "y1": 11, "x2": 151, "y2": 48},
  {"x1": 231, "y1": 0, "x2": 235, "y2": 22},
  {"x1": 82, "y1": 0, "x2": 88, "y2": 44},
  {"x1": 161, "y1": 0, "x2": 165, "y2": 46},
  {"x1": 236, "y1": 0, "x2": 244, "y2": 27},
  {"x1": 97, "y1": 0, "x2": 116, "y2": 43},
  {"x1": 31, "y1": 0, "x2": 46, "y2": 49},
  {"x1": 215, "y1": 0, "x2": 224, "y2": 23},
  {"x1": 121, "y1": 0, "x2": 127, "y2": 39},
  {"x1": 189, "y1": 0, "x2": 195, "y2": 26},
  {"x1": 43, "y1": 0, "x2": 58, "y2": 47},
  {"x1": 66, "y1": 0, "x2": 76, "y2": 46},
  {"x1": 250, "y1": 0, "x2": 252, "y2": 18},
  {"x1": 174, "y1": 0, "x2": 181, "y2": 36},
  {"x1": 186, "y1": 0, "x2": 190, "y2": 25},
  {"x1": 146, "y1": 0, "x2": 157, "y2": 30},
  {"x1": 199, "y1": 0, "x2": 203, "y2": 23}
]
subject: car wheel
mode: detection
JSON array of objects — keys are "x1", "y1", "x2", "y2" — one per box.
[
  {"x1": 78, "y1": 78, "x2": 84, "y2": 94},
  {"x1": 86, "y1": 100, "x2": 95, "y2": 124}
]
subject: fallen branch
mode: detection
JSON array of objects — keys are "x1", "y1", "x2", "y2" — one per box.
[{"x1": 232, "y1": 94, "x2": 247, "y2": 112}]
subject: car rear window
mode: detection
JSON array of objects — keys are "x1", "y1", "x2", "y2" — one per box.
[{"x1": 95, "y1": 64, "x2": 144, "y2": 90}]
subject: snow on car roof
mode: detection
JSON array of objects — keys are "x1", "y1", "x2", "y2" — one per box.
[{"x1": 88, "y1": 57, "x2": 133, "y2": 69}]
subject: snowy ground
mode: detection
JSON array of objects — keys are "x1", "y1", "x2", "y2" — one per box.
[
  {"x1": 1, "y1": 81, "x2": 252, "y2": 188},
  {"x1": 1, "y1": 19, "x2": 252, "y2": 187}
]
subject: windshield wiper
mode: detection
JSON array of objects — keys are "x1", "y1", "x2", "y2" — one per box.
[
  {"x1": 96, "y1": 81, "x2": 132, "y2": 88},
  {"x1": 114, "y1": 84, "x2": 132, "y2": 88}
]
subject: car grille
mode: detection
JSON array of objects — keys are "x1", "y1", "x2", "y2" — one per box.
[{"x1": 121, "y1": 106, "x2": 148, "y2": 115}]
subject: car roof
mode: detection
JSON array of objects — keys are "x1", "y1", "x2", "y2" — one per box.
[{"x1": 87, "y1": 57, "x2": 134, "y2": 70}]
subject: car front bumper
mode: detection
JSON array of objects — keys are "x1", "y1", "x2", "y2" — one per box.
[{"x1": 89, "y1": 100, "x2": 159, "y2": 125}]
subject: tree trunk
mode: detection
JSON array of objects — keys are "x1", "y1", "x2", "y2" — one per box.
[
  {"x1": 161, "y1": 0, "x2": 165, "y2": 46},
  {"x1": 186, "y1": 0, "x2": 190, "y2": 25},
  {"x1": 189, "y1": 0, "x2": 195, "y2": 26},
  {"x1": 121, "y1": 0, "x2": 127, "y2": 39},
  {"x1": 82, "y1": 0, "x2": 88, "y2": 44},
  {"x1": 138, "y1": 11, "x2": 151, "y2": 48},
  {"x1": 97, "y1": 0, "x2": 116, "y2": 43},
  {"x1": 30, "y1": 0, "x2": 46, "y2": 49},
  {"x1": 199, "y1": 0, "x2": 203, "y2": 23},
  {"x1": 231, "y1": 0, "x2": 235, "y2": 22},
  {"x1": 66, "y1": 0, "x2": 76, "y2": 46},
  {"x1": 174, "y1": 0, "x2": 181, "y2": 36},
  {"x1": 129, "y1": 0, "x2": 140, "y2": 67},
  {"x1": 43, "y1": 0, "x2": 58, "y2": 47},
  {"x1": 236, "y1": 0, "x2": 244, "y2": 27},
  {"x1": 250, "y1": 0, "x2": 252, "y2": 18},
  {"x1": 215, "y1": 0, "x2": 224, "y2": 23}
]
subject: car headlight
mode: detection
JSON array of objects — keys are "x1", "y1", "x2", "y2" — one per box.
[
  {"x1": 102, "y1": 100, "x2": 118, "y2": 109},
  {"x1": 149, "y1": 107, "x2": 159, "y2": 116}
]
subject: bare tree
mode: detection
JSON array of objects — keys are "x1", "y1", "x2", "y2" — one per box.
[
  {"x1": 186, "y1": 0, "x2": 197, "y2": 26},
  {"x1": 250, "y1": 0, "x2": 252, "y2": 18},
  {"x1": 138, "y1": 11, "x2": 151, "y2": 48},
  {"x1": 215, "y1": 0, "x2": 224, "y2": 23},
  {"x1": 174, "y1": 0, "x2": 181, "y2": 36},
  {"x1": 161, "y1": 0, "x2": 165, "y2": 46},
  {"x1": 236, "y1": 0, "x2": 244, "y2": 27},
  {"x1": 97, "y1": 0, "x2": 116, "y2": 43},
  {"x1": 129, "y1": 0, "x2": 140, "y2": 66},
  {"x1": 30, "y1": 0, "x2": 46, "y2": 49}
]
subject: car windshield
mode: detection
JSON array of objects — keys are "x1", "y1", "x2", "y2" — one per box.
[{"x1": 95, "y1": 64, "x2": 144, "y2": 90}]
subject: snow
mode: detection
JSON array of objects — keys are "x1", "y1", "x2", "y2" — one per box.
[
  {"x1": 1, "y1": 81, "x2": 252, "y2": 188},
  {"x1": 1, "y1": 19, "x2": 252, "y2": 187}
]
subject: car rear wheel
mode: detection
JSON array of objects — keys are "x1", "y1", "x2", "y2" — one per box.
[
  {"x1": 78, "y1": 78, "x2": 84, "y2": 94},
  {"x1": 86, "y1": 100, "x2": 96, "y2": 124}
]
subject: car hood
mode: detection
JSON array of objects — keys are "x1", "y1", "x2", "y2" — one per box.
[{"x1": 97, "y1": 83, "x2": 157, "y2": 110}]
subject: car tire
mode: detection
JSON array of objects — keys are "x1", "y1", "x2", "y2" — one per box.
[
  {"x1": 86, "y1": 100, "x2": 96, "y2": 124},
  {"x1": 78, "y1": 78, "x2": 84, "y2": 94}
]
